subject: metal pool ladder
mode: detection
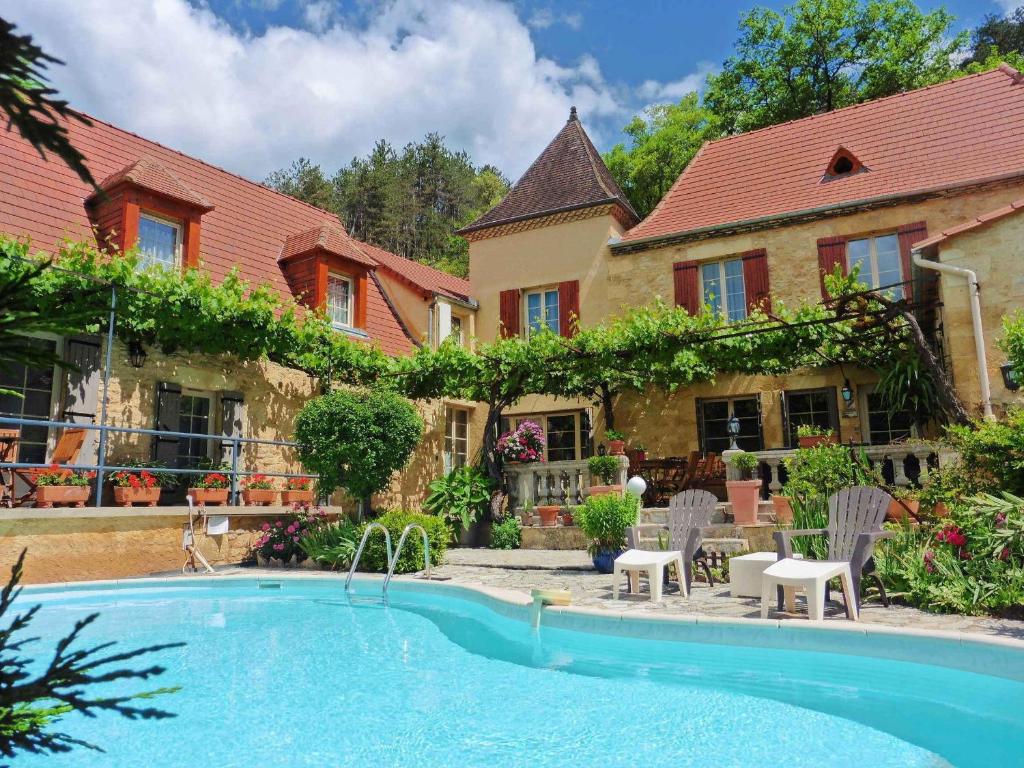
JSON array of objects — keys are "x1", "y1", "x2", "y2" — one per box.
[
  {"x1": 383, "y1": 524, "x2": 431, "y2": 593},
  {"x1": 346, "y1": 522, "x2": 392, "y2": 591}
]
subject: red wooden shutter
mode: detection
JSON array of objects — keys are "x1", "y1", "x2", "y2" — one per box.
[
  {"x1": 558, "y1": 280, "x2": 580, "y2": 337},
  {"x1": 896, "y1": 221, "x2": 928, "y2": 302},
  {"x1": 816, "y1": 236, "x2": 848, "y2": 299},
  {"x1": 741, "y1": 249, "x2": 770, "y2": 312},
  {"x1": 498, "y1": 289, "x2": 521, "y2": 338},
  {"x1": 673, "y1": 262, "x2": 700, "y2": 314}
]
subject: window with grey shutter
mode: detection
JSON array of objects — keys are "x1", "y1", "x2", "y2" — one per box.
[
  {"x1": 152, "y1": 382, "x2": 182, "y2": 467},
  {"x1": 219, "y1": 391, "x2": 245, "y2": 466},
  {"x1": 61, "y1": 336, "x2": 102, "y2": 464}
]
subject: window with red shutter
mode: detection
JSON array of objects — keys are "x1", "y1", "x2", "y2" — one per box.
[
  {"x1": 741, "y1": 249, "x2": 770, "y2": 312},
  {"x1": 673, "y1": 262, "x2": 700, "y2": 315},
  {"x1": 499, "y1": 289, "x2": 521, "y2": 338},
  {"x1": 557, "y1": 280, "x2": 580, "y2": 337},
  {"x1": 896, "y1": 221, "x2": 927, "y2": 302},
  {"x1": 816, "y1": 236, "x2": 848, "y2": 299}
]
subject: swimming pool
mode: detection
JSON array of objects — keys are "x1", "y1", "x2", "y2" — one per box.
[{"x1": 16, "y1": 576, "x2": 1024, "y2": 767}]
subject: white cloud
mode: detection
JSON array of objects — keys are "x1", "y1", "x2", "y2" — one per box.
[
  {"x1": 636, "y1": 62, "x2": 717, "y2": 104},
  {"x1": 993, "y1": 1, "x2": 1023, "y2": 14},
  {"x1": 527, "y1": 7, "x2": 582, "y2": 30},
  {"x1": 6, "y1": 0, "x2": 702, "y2": 181}
]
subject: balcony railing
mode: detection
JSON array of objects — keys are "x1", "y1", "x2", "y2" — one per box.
[
  {"x1": 503, "y1": 456, "x2": 628, "y2": 511},
  {"x1": 0, "y1": 415, "x2": 314, "y2": 508}
]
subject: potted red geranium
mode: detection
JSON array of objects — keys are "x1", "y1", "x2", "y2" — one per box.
[
  {"x1": 241, "y1": 474, "x2": 277, "y2": 506},
  {"x1": 111, "y1": 470, "x2": 161, "y2": 507},
  {"x1": 281, "y1": 476, "x2": 315, "y2": 505},
  {"x1": 188, "y1": 472, "x2": 230, "y2": 505},
  {"x1": 604, "y1": 429, "x2": 627, "y2": 457},
  {"x1": 34, "y1": 465, "x2": 94, "y2": 508}
]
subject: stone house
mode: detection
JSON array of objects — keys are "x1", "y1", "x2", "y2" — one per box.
[{"x1": 462, "y1": 66, "x2": 1024, "y2": 502}]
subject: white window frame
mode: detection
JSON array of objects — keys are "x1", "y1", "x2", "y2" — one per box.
[
  {"x1": 846, "y1": 233, "x2": 903, "y2": 299},
  {"x1": 524, "y1": 288, "x2": 560, "y2": 338},
  {"x1": 326, "y1": 272, "x2": 354, "y2": 329},
  {"x1": 138, "y1": 212, "x2": 182, "y2": 270},
  {"x1": 700, "y1": 258, "x2": 747, "y2": 322},
  {"x1": 443, "y1": 406, "x2": 469, "y2": 475}
]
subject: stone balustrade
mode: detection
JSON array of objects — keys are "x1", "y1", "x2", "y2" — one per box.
[{"x1": 503, "y1": 455, "x2": 629, "y2": 511}]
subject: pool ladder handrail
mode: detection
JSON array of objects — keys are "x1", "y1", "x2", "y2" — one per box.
[
  {"x1": 346, "y1": 522, "x2": 392, "y2": 591},
  {"x1": 383, "y1": 524, "x2": 431, "y2": 593}
]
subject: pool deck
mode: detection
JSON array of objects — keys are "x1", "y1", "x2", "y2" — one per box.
[{"x1": 198, "y1": 547, "x2": 1024, "y2": 642}]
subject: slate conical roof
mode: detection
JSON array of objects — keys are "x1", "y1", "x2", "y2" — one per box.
[{"x1": 460, "y1": 107, "x2": 638, "y2": 235}]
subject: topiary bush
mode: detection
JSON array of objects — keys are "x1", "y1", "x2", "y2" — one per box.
[
  {"x1": 294, "y1": 387, "x2": 422, "y2": 503},
  {"x1": 573, "y1": 492, "x2": 640, "y2": 556},
  {"x1": 357, "y1": 510, "x2": 449, "y2": 574},
  {"x1": 489, "y1": 516, "x2": 522, "y2": 550}
]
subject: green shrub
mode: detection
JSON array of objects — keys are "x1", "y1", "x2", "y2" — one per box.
[
  {"x1": 875, "y1": 492, "x2": 1024, "y2": 615},
  {"x1": 422, "y1": 466, "x2": 493, "y2": 535},
  {"x1": 604, "y1": 428, "x2": 626, "y2": 442},
  {"x1": 294, "y1": 387, "x2": 422, "y2": 501},
  {"x1": 728, "y1": 450, "x2": 758, "y2": 479},
  {"x1": 586, "y1": 455, "x2": 621, "y2": 485},
  {"x1": 298, "y1": 520, "x2": 361, "y2": 569},
  {"x1": 357, "y1": 510, "x2": 449, "y2": 574},
  {"x1": 944, "y1": 410, "x2": 1024, "y2": 495},
  {"x1": 489, "y1": 516, "x2": 522, "y2": 550},
  {"x1": 573, "y1": 492, "x2": 640, "y2": 555}
]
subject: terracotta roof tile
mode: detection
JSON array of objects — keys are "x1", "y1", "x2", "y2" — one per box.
[
  {"x1": 0, "y1": 109, "x2": 437, "y2": 357},
  {"x1": 915, "y1": 197, "x2": 1024, "y2": 250},
  {"x1": 91, "y1": 157, "x2": 213, "y2": 210},
  {"x1": 461, "y1": 107, "x2": 638, "y2": 233},
  {"x1": 623, "y1": 68, "x2": 1024, "y2": 245},
  {"x1": 280, "y1": 222, "x2": 376, "y2": 267},
  {"x1": 356, "y1": 240, "x2": 471, "y2": 301}
]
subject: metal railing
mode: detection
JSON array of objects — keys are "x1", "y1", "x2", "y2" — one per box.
[{"x1": 0, "y1": 415, "x2": 315, "y2": 507}]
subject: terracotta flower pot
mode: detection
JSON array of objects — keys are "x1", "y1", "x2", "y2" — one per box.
[
  {"x1": 887, "y1": 498, "x2": 920, "y2": 523},
  {"x1": 35, "y1": 485, "x2": 90, "y2": 508},
  {"x1": 726, "y1": 479, "x2": 762, "y2": 525},
  {"x1": 798, "y1": 435, "x2": 837, "y2": 449},
  {"x1": 588, "y1": 484, "x2": 622, "y2": 498},
  {"x1": 281, "y1": 489, "x2": 314, "y2": 505},
  {"x1": 607, "y1": 440, "x2": 626, "y2": 456},
  {"x1": 113, "y1": 486, "x2": 160, "y2": 507},
  {"x1": 536, "y1": 505, "x2": 561, "y2": 527},
  {"x1": 771, "y1": 494, "x2": 793, "y2": 524},
  {"x1": 242, "y1": 488, "x2": 278, "y2": 506},
  {"x1": 933, "y1": 501, "x2": 950, "y2": 518},
  {"x1": 188, "y1": 487, "x2": 229, "y2": 506},
  {"x1": 560, "y1": 510, "x2": 574, "y2": 526}
]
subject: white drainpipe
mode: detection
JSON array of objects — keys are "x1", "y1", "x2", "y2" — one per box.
[{"x1": 912, "y1": 246, "x2": 994, "y2": 420}]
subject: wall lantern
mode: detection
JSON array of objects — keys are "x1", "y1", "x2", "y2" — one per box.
[
  {"x1": 128, "y1": 341, "x2": 148, "y2": 369},
  {"x1": 727, "y1": 413, "x2": 741, "y2": 450},
  {"x1": 1001, "y1": 363, "x2": 1021, "y2": 391},
  {"x1": 840, "y1": 379, "x2": 855, "y2": 406},
  {"x1": 597, "y1": 443, "x2": 607, "y2": 457}
]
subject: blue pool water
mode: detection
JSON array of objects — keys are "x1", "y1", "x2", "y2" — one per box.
[{"x1": 14, "y1": 578, "x2": 1024, "y2": 767}]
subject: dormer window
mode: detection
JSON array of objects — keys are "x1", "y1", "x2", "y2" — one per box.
[
  {"x1": 326, "y1": 272, "x2": 354, "y2": 328},
  {"x1": 138, "y1": 212, "x2": 182, "y2": 270},
  {"x1": 824, "y1": 146, "x2": 865, "y2": 179}
]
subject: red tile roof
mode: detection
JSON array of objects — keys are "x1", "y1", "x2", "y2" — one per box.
[
  {"x1": 915, "y1": 197, "x2": 1024, "y2": 250},
  {"x1": 460, "y1": 107, "x2": 638, "y2": 234},
  {"x1": 0, "y1": 109, "x2": 466, "y2": 356},
  {"x1": 280, "y1": 222, "x2": 376, "y2": 267},
  {"x1": 356, "y1": 240, "x2": 471, "y2": 302},
  {"x1": 621, "y1": 66, "x2": 1024, "y2": 246},
  {"x1": 91, "y1": 157, "x2": 214, "y2": 210}
]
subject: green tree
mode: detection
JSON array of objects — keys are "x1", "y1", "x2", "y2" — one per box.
[
  {"x1": 603, "y1": 94, "x2": 719, "y2": 218},
  {"x1": 704, "y1": 0, "x2": 966, "y2": 134},
  {"x1": 263, "y1": 157, "x2": 335, "y2": 211},
  {"x1": 294, "y1": 387, "x2": 423, "y2": 509},
  {"x1": 0, "y1": 550, "x2": 182, "y2": 760},
  {"x1": 965, "y1": 6, "x2": 1024, "y2": 65}
]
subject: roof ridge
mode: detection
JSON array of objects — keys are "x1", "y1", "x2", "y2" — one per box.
[
  {"x1": 69, "y1": 107, "x2": 348, "y2": 227},
  {"x1": 707, "y1": 66, "x2": 1017, "y2": 149}
]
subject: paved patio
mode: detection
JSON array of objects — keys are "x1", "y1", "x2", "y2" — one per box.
[{"x1": 424, "y1": 548, "x2": 1024, "y2": 641}]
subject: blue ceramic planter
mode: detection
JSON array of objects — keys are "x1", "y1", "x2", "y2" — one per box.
[{"x1": 592, "y1": 549, "x2": 622, "y2": 574}]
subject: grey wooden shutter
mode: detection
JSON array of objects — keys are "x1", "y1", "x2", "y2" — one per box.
[
  {"x1": 580, "y1": 408, "x2": 593, "y2": 459},
  {"x1": 153, "y1": 382, "x2": 182, "y2": 466},
  {"x1": 219, "y1": 391, "x2": 245, "y2": 466},
  {"x1": 61, "y1": 336, "x2": 102, "y2": 465}
]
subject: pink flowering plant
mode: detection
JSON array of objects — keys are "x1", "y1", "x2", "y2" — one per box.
[
  {"x1": 254, "y1": 505, "x2": 327, "y2": 563},
  {"x1": 496, "y1": 421, "x2": 545, "y2": 464}
]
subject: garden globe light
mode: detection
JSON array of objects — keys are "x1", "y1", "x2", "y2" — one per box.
[{"x1": 625, "y1": 475, "x2": 647, "y2": 498}]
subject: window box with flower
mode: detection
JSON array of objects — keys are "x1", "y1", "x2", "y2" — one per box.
[
  {"x1": 254, "y1": 506, "x2": 327, "y2": 566},
  {"x1": 497, "y1": 421, "x2": 545, "y2": 464},
  {"x1": 187, "y1": 472, "x2": 230, "y2": 506},
  {"x1": 34, "y1": 465, "x2": 95, "y2": 508},
  {"x1": 241, "y1": 474, "x2": 277, "y2": 506},
  {"x1": 110, "y1": 470, "x2": 161, "y2": 507},
  {"x1": 281, "y1": 477, "x2": 315, "y2": 505}
]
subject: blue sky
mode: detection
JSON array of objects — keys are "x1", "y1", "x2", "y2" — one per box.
[{"x1": 6, "y1": 0, "x2": 1018, "y2": 182}]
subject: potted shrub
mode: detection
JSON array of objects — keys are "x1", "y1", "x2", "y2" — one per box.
[
  {"x1": 560, "y1": 508, "x2": 574, "y2": 526},
  {"x1": 627, "y1": 443, "x2": 647, "y2": 465},
  {"x1": 574, "y1": 492, "x2": 640, "y2": 573},
  {"x1": 587, "y1": 455, "x2": 622, "y2": 497},
  {"x1": 497, "y1": 421, "x2": 545, "y2": 464},
  {"x1": 604, "y1": 428, "x2": 627, "y2": 456},
  {"x1": 796, "y1": 424, "x2": 837, "y2": 449},
  {"x1": 34, "y1": 465, "x2": 94, "y2": 508},
  {"x1": 110, "y1": 470, "x2": 161, "y2": 507},
  {"x1": 242, "y1": 474, "x2": 278, "y2": 506},
  {"x1": 536, "y1": 504, "x2": 561, "y2": 527},
  {"x1": 281, "y1": 476, "x2": 315, "y2": 505},
  {"x1": 188, "y1": 472, "x2": 230, "y2": 506},
  {"x1": 725, "y1": 451, "x2": 761, "y2": 525},
  {"x1": 423, "y1": 465, "x2": 493, "y2": 545},
  {"x1": 887, "y1": 487, "x2": 921, "y2": 523}
]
